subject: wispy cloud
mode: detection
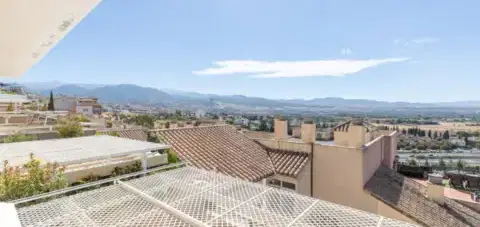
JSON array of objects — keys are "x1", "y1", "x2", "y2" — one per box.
[
  {"x1": 193, "y1": 58, "x2": 409, "y2": 78},
  {"x1": 411, "y1": 37, "x2": 438, "y2": 44},
  {"x1": 340, "y1": 48, "x2": 353, "y2": 55},
  {"x1": 393, "y1": 37, "x2": 438, "y2": 46}
]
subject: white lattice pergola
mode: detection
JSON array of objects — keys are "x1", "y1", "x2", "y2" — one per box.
[{"x1": 13, "y1": 166, "x2": 418, "y2": 227}]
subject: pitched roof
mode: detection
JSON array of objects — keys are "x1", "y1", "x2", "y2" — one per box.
[
  {"x1": 265, "y1": 147, "x2": 310, "y2": 177},
  {"x1": 155, "y1": 125, "x2": 275, "y2": 181},
  {"x1": 96, "y1": 129, "x2": 148, "y2": 141},
  {"x1": 365, "y1": 165, "x2": 480, "y2": 227}
]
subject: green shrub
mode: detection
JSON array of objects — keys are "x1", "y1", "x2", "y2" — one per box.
[
  {"x1": 56, "y1": 119, "x2": 84, "y2": 138},
  {"x1": 111, "y1": 161, "x2": 142, "y2": 177},
  {"x1": 2, "y1": 133, "x2": 37, "y2": 143},
  {"x1": 0, "y1": 154, "x2": 68, "y2": 201},
  {"x1": 167, "y1": 149, "x2": 179, "y2": 163},
  {"x1": 74, "y1": 115, "x2": 90, "y2": 122}
]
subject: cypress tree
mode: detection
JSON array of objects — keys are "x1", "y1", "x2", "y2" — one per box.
[{"x1": 48, "y1": 90, "x2": 54, "y2": 111}]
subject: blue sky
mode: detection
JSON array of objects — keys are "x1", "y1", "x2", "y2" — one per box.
[{"x1": 15, "y1": 0, "x2": 480, "y2": 102}]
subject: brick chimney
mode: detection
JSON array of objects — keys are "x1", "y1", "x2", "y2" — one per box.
[
  {"x1": 274, "y1": 118, "x2": 288, "y2": 140},
  {"x1": 301, "y1": 121, "x2": 316, "y2": 143}
]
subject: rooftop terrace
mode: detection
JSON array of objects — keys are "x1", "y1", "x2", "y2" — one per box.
[{"x1": 9, "y1": 165, "x2": 418, "y2": 227}]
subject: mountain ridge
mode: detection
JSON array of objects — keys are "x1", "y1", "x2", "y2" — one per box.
[{"x1": 19, "y1": 82, "x2": 480, "y2": 108}]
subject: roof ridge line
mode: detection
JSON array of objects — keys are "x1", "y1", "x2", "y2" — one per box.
[{"x1": 150, "y1": 124, "x2": 230, "y2": 132}]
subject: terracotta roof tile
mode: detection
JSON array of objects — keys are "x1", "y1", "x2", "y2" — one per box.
[
  {"x1": 96, "y1": 129, "x2": 148, "y2": 141},
  {"x1": 365, "y1": 165, "x2": 480, "y2": 227},
  {"x1": 155, "y1": 125, "x2": 275, "y2": 181},
  {"x1": 264, "y1": 147, "x2": 310, "y2": 177}
]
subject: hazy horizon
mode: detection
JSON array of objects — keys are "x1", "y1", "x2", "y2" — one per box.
[{"x1": 5, "y1": 80, "x2": 480, "y2": 104}]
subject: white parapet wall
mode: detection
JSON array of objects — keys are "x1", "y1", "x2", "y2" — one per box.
[{"x1": 0, "y1": 203, "x2": 22, "y2": 227}]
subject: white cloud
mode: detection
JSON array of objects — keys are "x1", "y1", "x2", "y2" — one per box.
[
  {"x1": 193, "y1": 58, "x2": 409, "y2": 78},
  {"x1": 393, "y1": 39, "x2": 403, "y2": 45},
  {"x1": 341, "y1": 48, "x2": 353, "y2": 55},
  {"x1": 393, "y1": 37, "x2": 438, "y2": 46},
  {"x1": 411, "y1": 37, "x2": 438, "y2": 44}
]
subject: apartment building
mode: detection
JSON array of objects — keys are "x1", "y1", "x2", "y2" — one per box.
[
  {"x1": 0, "y1": 94, "x2": 31, "y2": 112},
  {"x1": 53, "y1": 96, "x2": 102, "y2": 115},
  {"x1": 152, "y1": 121, "x2": 479, "y2": 226},
  {"x1": 75, "y1": 97, "x2": 102, "y2": 115}
]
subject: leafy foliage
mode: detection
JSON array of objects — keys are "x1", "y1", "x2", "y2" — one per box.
[
  {"x1": 2, "y1": 133, "x2": 37, "y2": 143},
  {"x1": 56, "y1": 118, "x2": 84, "y2": 138},
  {"x1": 0, "y1": 154, "x2": 68, "y2": 201},
  {"x1": 167, "y1": 149, "x2": 179, "y2": 163},
  {"x1": 6, "y1": 102, "x2": 14, "y2": 112},
  {"x1": 111, "y1": 161, "x2": 142, "y2": 177},
  {"x1": 72, "y1": 114, "x2": 91, "y2": 123}
]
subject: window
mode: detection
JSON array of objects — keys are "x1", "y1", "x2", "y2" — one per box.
[
  {"x1": 282, "y1": 181, "x2": 296, "y2": 191},
  {"x1": 268, "y1": 179, "x2": 281, "y2": 187},
  {"x1": 83, "y1": 108, "x2": 89, "y2": 112}
]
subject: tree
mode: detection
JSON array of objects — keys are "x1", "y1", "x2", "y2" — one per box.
[
  {"x1": 48, "y1": 90, "x2": 55, "y2": 111},
  {"x1": 433, "y1": 131, "x2": 438, "y2": 139},
  {"x1": 443, "y1": 130, "x2": 450, "y2": 140},
  {"x1": 164, "y1": 121, "x2": 170, "y2": 129},
  {"x1": 56, "y1": 119, "x2": 84, "y2": 138},
  {"x1": 456, "y1": 159, "x2": 465, "y2": 172},
  {"x1": 401, "y1": 129, "x2": 407, "y2": 135},
  {"x1": 407, "y1": 159, "x2": 418, "y2": 166},
  {"x1": 147, "y1": 132, "x2": 158, "y2": 143},
  {"x1": 6, "y1": 102, "x2": 14, "y2": 112},
  {"x1": 439, "y1": 158, "x2": 446, "y2": 170},
  {"x1": 258, "y1": 120, "x2": 268, "y2": 131},
  {"x1": 427, "y1": 130, "x2": 432, "y2": 138},
  {"x1": 0, "y1": 154, "x2": 67, "y2": 201},
  {"x1": 418, "y1": 130, "x2": 426, "y2": 137},
  {"x1": 2, "y1": 133, "x2": 37, "y2": 143},
  {"x1": 423, "y1": 158, "x2": 430, "y2": 167}
]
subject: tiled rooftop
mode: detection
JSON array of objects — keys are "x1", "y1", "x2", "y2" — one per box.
[
  {"x1": 96, "y1": 129, "x2": 148, "y2": 141},
  {"x1": 365, "y1": 165, "x2": 480, "y2": 227},
  {"x1": 155, "y1": 125, "x2": 275, "y2": 182},
  {"x1": 264, "y1": 147, "x2": 310, "y2": 177}
]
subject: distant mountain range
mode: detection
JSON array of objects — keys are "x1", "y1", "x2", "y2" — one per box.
[{"x1": 17, "y1": 82, "x2": 480, "y2": 114}]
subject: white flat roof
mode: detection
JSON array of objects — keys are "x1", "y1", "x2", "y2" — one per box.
[
  {"x1": 14, "y1": 166, "x2": 418, "y2": 227},
  {"x1": 0, "y1": 94, "x2": 31, "y2": 103},
  {"x1": 0, "y1": 135, "x2": 169, "y2": 171}
]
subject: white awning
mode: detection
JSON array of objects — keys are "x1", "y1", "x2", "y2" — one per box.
[{"x1": 0, "y1": 0, "x2": 102, "y2": 77}]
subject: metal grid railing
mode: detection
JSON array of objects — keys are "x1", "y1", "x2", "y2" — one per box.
[{"x1": 15, "y1": 166, "x2": 419, "y2": 227}]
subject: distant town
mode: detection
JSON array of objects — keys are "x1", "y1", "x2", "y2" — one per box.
[{"x1": 1, "y1": 81, "x2": 480, "y2": 226}]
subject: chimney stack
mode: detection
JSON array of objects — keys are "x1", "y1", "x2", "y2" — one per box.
[
  {"x1": 427, "y1": 182, "x2": 445, "y2": 205},
  {"x1": 301, "y1": 120, "x2": 316, "y2": 143},
  {"x1": 274, "y1": 118, "x2": 288, "y2": 140}
]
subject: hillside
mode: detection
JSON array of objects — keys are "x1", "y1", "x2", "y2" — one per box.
[
  {"x1": 16, "y1": 82, "x2": 480, "y2": 115},
  {"x1": 45, "y1": 84, "x2": 173, "y2": 104}
]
